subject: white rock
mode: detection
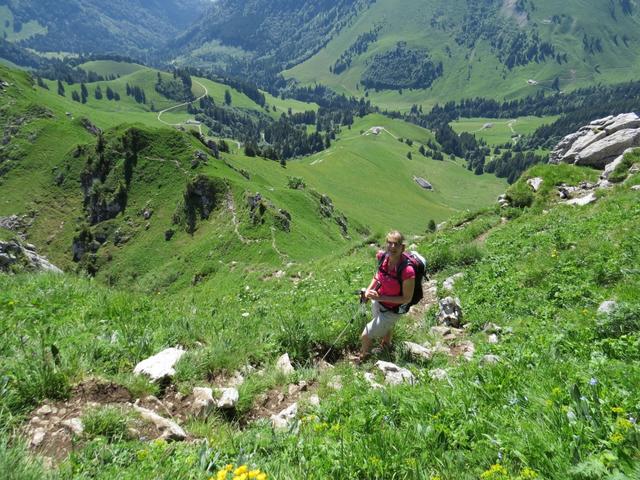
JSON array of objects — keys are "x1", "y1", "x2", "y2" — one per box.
[
  {"x1": 487, "y1": 333, "x2": 500, "y2": 344},
  {"x1": 597, "y1": 300, "x2": 618, "y2": 314},
  {"x1": 437, "y1": 297, "x2": 463, "y2": 327},
  {"x1": 429, "y1": 368, "x2": 449, "y2": 381},
  {"x1": 134, "y1": 405, "x2": 187, "y2": 441},
  {"x1": 602, "y1": 112, "x2": 640, "y2": 134},
  {"x1": 36, "y1": 405, "x2": 53, "y2": 416},
  {"x1": 271, "y1": 403, "x2": 298, "y2": 429},
  {"x1": 442, "y1": 273, "x2": 464, "y2": 292},
  {"x1": 276, "y1": 353, "x2": 295, "y2": 375},
  {"x1": 192, "y1": 387, "x2": 214, "y2": 415},
  {"x1": 229, "y1": 371, "x2": 245, "y2": 387},
  {"x1": 216, "y1": 388, "x2": 239, "y2": 409},
  {"x1": 602, "y1": 148, "x2": 636, "y2": 179},
  {"x1": 61, "y1": 418, "x2": 84, "y2": 435},
  {"x1": 457, "y1": 340, "x2": 475, "y2": 361},
  {"x1": 363, "y1": 372, "x2": 384, "y2": 389},
  {"x1": 375, "y1": 360, "x2": 415, "y2": 385},
  {"x1": 631, "y1": 185, "x2": 640, "y2": 191},
  {"x1": 566, "y1": 192, "x2": 597, "y2": 206},
  {"x1": 526, "y1": 177, "x2": 544, "y2": 192},
  {"x1": 403, "y1": 341, "x2": 433, "y2": 360},
  {"x1": 134, "y1": 347, "x2": 186, "y2": 382},
  {"x1": 31, "y1": 429, "x2": 46, "y2": 447},
  {"x1": 307, "y1": 394, "x2": 321, "y2": 406}
]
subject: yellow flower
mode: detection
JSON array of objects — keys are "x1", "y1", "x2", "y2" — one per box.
[
  {"x1": 611, "y1": 407, "x2": 625, "y2": 414},
  {"x1": 248, "y1": 470, "x2": 261, "y2": 479},
  {"x1": 519, "y1": 467, "x2": 539, "y2": 479},
  {"x1": 616, "y1": 417, "x2": 633, "y2": 431},
  {"x1": 480, "y1": 464, "x2": 509, "y2": 480},
  {"x1": 225, "y1": 464, "x2": 234, "y2": 471},
  {"x1": 216, "y1": 472, "x2": 228, "y2": 480},
  {"x1": 256, "y1": 474, "x2": 267, "y2": 480},
  {"x1": 234, "y1": 465, "x2": 248, "y2": 476},
  {"x1": 610, "y1": 432, "x2": 625, "y2": 444}
]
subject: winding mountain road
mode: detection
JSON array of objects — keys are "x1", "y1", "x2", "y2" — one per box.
[{"x1": 156, "y1": 79, "x2": 208, "y2": 135}]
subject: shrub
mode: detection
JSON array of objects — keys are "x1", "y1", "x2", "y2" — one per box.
[{"x1": 287, "y1": 176, "x2": 305, "y2": 189}]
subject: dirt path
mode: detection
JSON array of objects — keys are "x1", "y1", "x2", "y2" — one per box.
[{"x1": 156, "y1": 79, "x2": 208, "y2": 129}]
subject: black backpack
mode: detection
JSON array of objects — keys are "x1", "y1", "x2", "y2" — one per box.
[{"x1": 377, "y1": 251, "x2": 428, "y2": 314}]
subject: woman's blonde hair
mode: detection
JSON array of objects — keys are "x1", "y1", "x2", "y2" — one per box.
[{"x1": 386, "y1": 230, "x2": 405, "y2": 245}]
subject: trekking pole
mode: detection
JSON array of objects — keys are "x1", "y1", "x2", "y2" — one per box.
[{"x1": 320, "y1": 289, "x2": 366, "y2": 363}]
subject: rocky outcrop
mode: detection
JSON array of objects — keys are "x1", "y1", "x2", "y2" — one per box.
[
  {"x1": 0, "y1": 239, "x2": 62, "y2": 274},
  {"x1": 549, "y1": 113, "x2": 640, "y2": 168},
  {"x1": 133, "y1": 405, "x2": 186, "y2": 441}
]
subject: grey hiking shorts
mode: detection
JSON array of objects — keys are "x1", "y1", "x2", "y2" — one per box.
[{"x1": 362, "y1": 301, "x2": 399, "y2": 339}]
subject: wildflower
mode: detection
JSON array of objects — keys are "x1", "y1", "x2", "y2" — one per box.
[
  {"x1": 256, "y1": 474, "x2": 267, "y2": 480},
  {"x1": 589, "y1": 377, "x2": 598, "y2": 386},
  {"x1": 480, "y1": 463, "x2": 509, "y2": 480},
  {"x1": 609, "y1": 432, "x2": 625, "y2": 444},
  {"x1": 616, "y1": 417, "x2": 633, "y2": 431},
  {"x1": 234, "y1": 465, "x2": 249, "y2": 476},
  {"x1": 611, "y1": 407, "x2": 624, "y2": 414},
  {"x1": 519, "y1": 467, "x2": 539, "y2": 479}
]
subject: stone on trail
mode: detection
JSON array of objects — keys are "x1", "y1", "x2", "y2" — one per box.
[
  {"x1": 271, "y1": 403, "x2": 298, "y2": 429},
  {"x1": 308, "y1": 394, "x2": 321, "y2": 406},
  {"x1": 134, "y1": 347, "x2": 186, "y2": 382},
  {"x1": 375, "y1": 360, "x2": 416, "y2": 386},
  {"x1": 442, "y1": 273, "x2": 464, "y2": 292},
  {"x1": 61, "y1": 418, "x2": 84, "y2": 435},
  {"x1": 216, "y1": 388, "x2": 239, "y2": 409},
  {"x1": 436, "y1": 297, "x2": 463, "y2": 328},
  {"x1": 192, "y1": 387, "x2": 214, "y2": 416},
  {"x1": 403, "y1": 341, "x2": 434, "y2": 360},
  {"x1": 31, "y1": 428, "x2": 46, "y2": 447},
  {"x1": 457, "y1": 340, "x2": 475, "y2": 361},
  {"x1": 487, "y1": 334, "x2": 500, "y2": 344},
  {"x1": 134, "y1": 405, "x2": 187, "y2": 441},
  {"x1": 482, "y1": 322, "x2": 502, "y2": 334},
  {"x1": 276, "y1": 353, "x2": 295, "y2": 375}
]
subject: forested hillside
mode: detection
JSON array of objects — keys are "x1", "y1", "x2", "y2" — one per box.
[{"x1": 0, "y1": 0, "x2": 208, "y2": 58}]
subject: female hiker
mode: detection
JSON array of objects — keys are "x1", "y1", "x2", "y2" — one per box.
[{"x1": 359, "y1": 230, "x2": 415, "y2": 361}]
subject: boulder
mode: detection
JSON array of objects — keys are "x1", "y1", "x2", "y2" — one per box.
[
  {"x1": 0, "y1": 240, "x2": 62, "y2": 274},
  {"x1": 575, "y1": 129, "x2": 640, "y2": 168},
  {"x1": 276, "y1": 353, "x2": 295, "y2": 375},
  {"x1": 436, "y1": 297, "x2": 463, "y2": 327},
  {"x1": 271, "y1": 403, "x2": 298, "y2": 429},
  {"x1": 375, "y1": 361, "x2": 415, "y2": 386},
  {"x1": 134, "y1": 405, "x2": 187, "y2": 441},
  {"x1": 133, "y1": 347, "x2": 186, "y2": 382},
  {"x1": 631, "y1": 185, "x2": 640, "y2": 191}
]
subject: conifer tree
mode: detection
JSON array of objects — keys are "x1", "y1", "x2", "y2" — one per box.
[{"x1": 57, "y1": 80, "x2": 65, "y2": 97}]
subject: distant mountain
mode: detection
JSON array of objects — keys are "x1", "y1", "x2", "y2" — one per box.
[
  {"x1": 0, "y1": 0, "x2": 209, "y2": 59},
  {"x1": 171, "y1": 0, "x2": 640, "y2": 108},
  {"x1": 168, "y1": 0, "x2": 376, "y2": 74}
]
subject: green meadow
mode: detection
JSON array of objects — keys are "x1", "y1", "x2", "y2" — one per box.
[{"x1": 450, "y1": 116, "x2": 560, "y2": 146}]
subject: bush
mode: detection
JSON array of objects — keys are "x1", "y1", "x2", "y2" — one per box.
[{"x1": 287, "y1": 176, "x2": 305, "y2": 189}]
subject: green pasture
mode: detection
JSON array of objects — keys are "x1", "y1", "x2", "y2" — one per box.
[
  {"x1": 284, "y1": 0, "x2": 640, "y2": 112},
  {"x1": 78, "y1": 60, "x2": 146, "y2": 77},
  {"x1": 450, "y1": 115, "x2": 560, "y2": 145}
]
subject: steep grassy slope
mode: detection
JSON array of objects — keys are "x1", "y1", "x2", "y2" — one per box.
[
  {"x1": 284, "y1": 0, "x2": 640, "y2": 111},
  {"x1": 1, "y1": 162, "x2": 639, "y2": 479},
  {"x1": 1, "y1": 63, "x2": 505, "y2": 292}
]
